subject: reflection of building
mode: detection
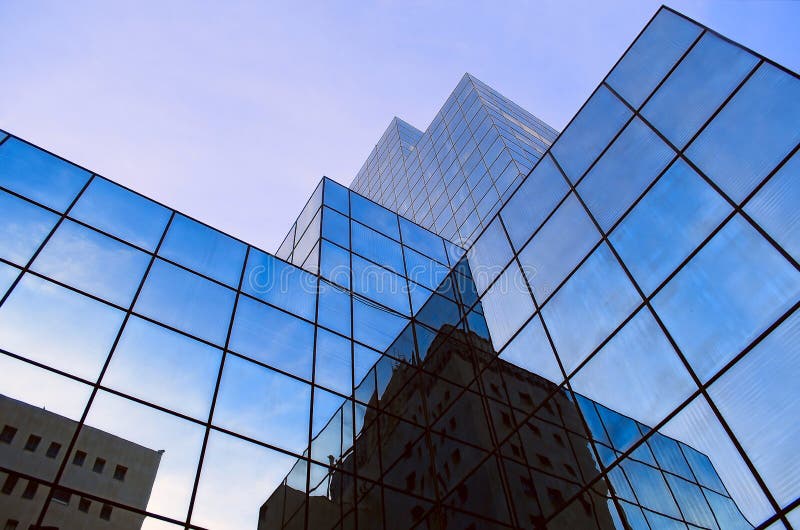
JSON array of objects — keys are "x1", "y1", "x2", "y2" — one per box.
[{"x1": 0, "y1": 395, "x2": 161, "y2": 530}]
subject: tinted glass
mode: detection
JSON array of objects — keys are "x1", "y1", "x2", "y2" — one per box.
[
  {"x1": 0, "y1": 190, "x2": 58, "y2": 265},
  {"x1": 243, "y1": 248, "x2": 317, "y2": 321}
]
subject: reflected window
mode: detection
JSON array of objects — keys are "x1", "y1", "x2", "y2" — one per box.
[
  {"x1": 351, "y1": 222, "x2": 405, "y2": 276},
  {"x1": 314, "y1": 328, "x2": 352, "y2": 395},
  {"x1": 468, "y1": 217, "x2": 513, "y2": 295},
  {"x1": 480, "y1": 260, "x2": 535, "y2": 350},
  {"x1": 317, "y1": 280, "x2": 351, "y2": 337},
  {"x1": 498, "y1": 315, "x2": 562, "y2": 384},
  {"x1": 243, "y1": 248, "x2": 317, "y2": 320},
  {"x1": 0, "y1": 191, "x2": 58, "y2": 266},
  {"x1": 351, "y1": 255, "x2": 409, "y2": 315},
  {"x1": 321, "y1": 206, "x2": 350, "y2": 249},
  {"x1": 319, "y1": 240, "x2": 351, "y2": 290},
  {"x1": 403, "y1": 246, "x2": 449, "y2": 292},
  {"x1": 350, "y1": 193, "x2": 399, "y2": 240},
  {"x1": 353, "y1": 296, "x2": 408, "y2": 352},
  {"x1": 399, "y1": 217, "x2": 446, "y2": 264}
]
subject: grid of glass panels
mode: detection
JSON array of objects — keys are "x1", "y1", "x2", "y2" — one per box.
[{"x1": 350, "y1": 73, "x2": 559, "y2": 247}]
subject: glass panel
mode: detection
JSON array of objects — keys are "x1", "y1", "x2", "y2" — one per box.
[
  {"x1": 292, "y1": 207, "x2": 321, "y2": 267},
  {"x1": 745, "y1": 150, "x2": 800, "y2": 262},
  {"x1": 665, "y1": 473, "x2": 722, "y2": 529},
  {"x1": 191, "y1": 430, "x2": 297, "y2": 530},
  {"x1": 550, "y1": 85, "x2": 632, "y2": 183},
  {"x1": 351, "y1": 221, "x2": 405, "y2": 276},
  {"x1": 399, "y1": 217, "x2": 446, "y2": 264},
  {"x1": 242, "y1": 248, "x2": 317, "y2": 321},
  {"x1": 229, "y1": 296, "x2": 314, "y2": 381},
  {"x1": 708, "y1": 309, "x2": 800, "y2": 506},
  {"x1": 354, "y1": 344, "x2": 380, "y2": 390},
  {"x1": 647, "y1": 431, "x2": 693, "y2": 481},
  {"x1": 403, "y1": 246, "x2": 449, "y2": 291},
  {"x1": 353, "y1": 295, "x2": 408, "y2": 352},
  {"x1": 102, "y1": 316, "x2": 221, "y2": 420},
  {"x1": 70, "y1": 177, "x2": 171, "y2": 251},
  {"x1": 32, "y1": 220, "x2": 151, "y2": 307},
  {"x1": 350, "y1": 193, "x2": 399, "y2": 240},
  {"x1": 542, "y1": 243, "x2": 640, "y2": 374},
  {"x1": 518, "y1": 193, "x2": 600, "y2": 302},
  {"x1": 213, "y1": 354, "x2": 311, "y2": 453},
  {"x1": 0, "y1": 190, "x2": 58, "y2": 265},
  {"x1": 498, "y1": 314, "x2": 562, "y2": 384},
  {"x1": 315, "y1": 328, "x2": 353, "y2": 395},
  {"x1": 468, "y1": 217, "x2": 513, "y2": 296},
  {"x1": 351, "y1": 255, "x2": 409, "y2": 315},
  {"x1": 295, "y1": 180, "x2": 322, "y2": 240},
  {"x1": 578, "y1": 117, "x2": 674, "y2": 231},
  {"x1": 480, "y1": 260, "x2": 535, "y2": 350},
  {"x1": 319, "y1": 239, "x2": 351, "y2": 289},
  {"x1": 445, "y1": 239, "x2": 466, "y2": 266},
  {"x1": 135, "y1": 259, "x2": 236, "y2": 346},
  {"x1": 321, "y1": 206, "x2": 350, "y2": 248},
  {"x1": 500, "y1": 154, "x2": 569, "y2": 251},
  {"x1": 317, "y1": 279, "x2": 351, "y2": 337},
  {"x1": 643, "y1": 33, "x2": 758, "y2": 149},
  {"x1": 652, "y1": 215, "x2": 800, "y2": 381},
  {"x1": 620, "y1": 459, "x2": 681, "y2": 519},
  {"x1": 158, "y1": 214, "x2": 246, "y2": 287},
  {"x1": 0, "y1": 261, "x2": 18, "y2": 299},
  {"x1": 0, "y1": 274, "x2": 124, "y2": 380},
  {"x1": 0, "y1": 137, "x2": 91, "y2": 211},
  {"x1": 323, "y1": 177, "x2": 349, "y2": 214},
  {"x1": 606, "y1": 9, "x2": 702, "y2": 108},
  {"x1": 686, "y1": 63, "x2": 800, "y2": 203},
  {"x1": 611, "y1": 159, "x2": 731, "y2": 295}
]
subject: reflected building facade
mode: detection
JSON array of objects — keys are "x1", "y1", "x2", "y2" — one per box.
[{"x1": 0, "y1": 5, "x2": 798, "y2": 530}]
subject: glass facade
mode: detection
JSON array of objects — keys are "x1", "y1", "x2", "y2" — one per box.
[{"x1": 0, "y1": 5, "x2": 798, "y2": 530}]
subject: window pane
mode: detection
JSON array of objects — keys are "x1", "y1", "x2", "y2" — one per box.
[
  {"x1": 323, "y1": 177, "x2": 349, "y2": 214},
  {"x1": 498, "y1": 315, "x2": 562, "y2": 384},
  {"x1": 578, "y1": 117, "x2": 674, "y2": 231},
  {"x1": 229, "y1": 296, "x2": 314, "y2": 381},
  {"x1": 351, "y1": 255, "x2": 409, "y2": 315},
  {"x1": 519, "y1": 193, "x2": 600, "y2": 302},
  {"x1": 653, "y1": 215, "x2": 800, "y2": 381},
  {"x1": 643, "y1": 33, "x2": 758, "y2": 149},
  {"x1": 542, "y1": 243, "x2": 640, "y2": 374},
  {"x1": 480, "y1": 260, "x2": 535, "y2": 350},
  {"x1": 0, "y1": 138, "x2": 90, "y2": 211},
  {"x1": 606, "y1": 9, "x2": 702, "y2": 108},
  {"x1": 550, "y1": 86, "x2": 632, "y2": 183},
  {"x1": 317, "y1": 279, "x2": 351, "y2": 337},
  {"x1": 353, "y1": 296, "x2": 408, "y2": 352},
  {"x1": 314, "y1": 328, "x2": 352, "y2": 395},
  {"x1": 686, "y1": 63, "x2": 800, "y2": 203},
  {"x1": 611, "y1": 159, "x2": 731, "y2": 295},
  {"x1": 468, "y1": 217, "x2": 513, "y2": 296},
  {"x1": 0, "y1": 191, "x2": 58, "y2": 265},
  {"x1": 135, "y1": 259, "x2": 236, "y2": 346},
  {"x1": 70, "y1": 177, "x2": 171, "y2": 251},
  {"x1": 0, "y1": 274, "x2": 124, "y2": 380},
  {"x1": 351, "y1": 221, "x2": 405, "y2": 276},
  {"x1": 403, "y1": 246, "x2": 449, "y2": 292},
  {"x1": 319, "y1": 240, "x2": 351, "y2": 289},
  {"x1": 102, "y1": 317, "x2": 221, "y2": 420},
  {"x1": 350, "y1": 193, "x2": 399, "y2": 240},
  {"x1": 0, "y1": 262, "x2": 18, "y2": 299},
  {"x1": 32, "y1": 220, "x2": 151, "y2": 307},
  {"x1": 213, "y1": 354, "x2": 311, "y2": 453},
  {"x1": 399, "y1": 217, "x2": 446, "y2": 264},
  {"x1": 321, "y1": 206, "x2": 350, "y2": 248},
  {"x1": 242, "y1": 248, "x2": 317, "y2": 321},
  {"x1": 158, "y1": 214, "x2": 246, "y2": 287},
  {"x1": 295, "y1": 181, "x2": 322, "y2": 240}
]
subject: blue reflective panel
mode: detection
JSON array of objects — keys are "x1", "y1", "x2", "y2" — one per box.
[
  {"x1": 647, "y1": 432, "x2": 693, "y2": 481},
  {"x1": 399, "y1": 217, "x2": 446, "y2": 264},
  {"x1": 158, "y1": 214, "x2": 247, "y2": 287},
  {"x1": 70, "y1": 177, "x2": 171, "y2": 251},
  {"x1": 408, "y1": 282, "x2": 434, "y2": 315},
  {"x1": 686, "y1": 63, "x2": 800, "y2": 203},
  {"x1": 0, "y1": 262, "x2": 18, "y2": 299},
  {"x1": 745, "y1": 150, "x2": 800, "y2": 262},
  {"x1": 319, "y1": 240, "x2": 351, "y2": 289},
  {"x1": 709, "y1": 310, "x2": 800, "y2": 506},
  {"x1": 595, "y1": 404, "x2": 645, "y2": 455},
  {"x1": 32, "y1": 220, "x2": 151, "y2": 307},
  {"x1": 315, "y1": 328, "x2": 352, "y2": 395},
  {"x1": 0, "y1": 190, "x2": 58, "y2": 265},
  {"x1": 480, "y1": 260, "x2": 535, "y2": 350},
  {"x1": 213, "y1": 354, "x2": 311, "y2": 453},
  {"x1": 403, "y1": 246, "x2": 449, "y2": 291},
  {"x1": 318, "y1": 279, "x2": 351, "y2": 337},
  {"x1": 353, "y1": 296, "x2": 408, "y2": 352},
  {"x1": 621, "y1": 459, "x2": 681, "y2": 519},
  {"x1": 323, "y1": 177, "x2": 349, "y2": 214},
  {"x1": 242, "y1": 248, "x2": 317, "y2": 320},
  {"x1": 102, "y1": 316, "x2": 221, "y2": 420},
  {"x1": 229, "y1": 296, "x2": 314, "y2": 380},
  {"x1": 354, "y1": 343, "x2": 380, "y2": 388},
  {"x1": 665, "y1": 474, "x2": 720, "y2": 529},
  {"x1": 704, "y1": 489, "x2": 754, "y2": 530},
  {"x1": 135, "y1": 259, "x2": 236, "y2": 346},
  {"x1": 351, "y1": 222, "x2": 405, "y2": 276},
  {"x1": 551, "y1": 86, "x2": 632, "y2": 183},
  {"x1": 499, "y1": 315, "x2": 562, "y2": 383},
  {"x1": 643, "y1": 33, "x2": 758, "y2": 149},
  {"x1": 351, "y1": 255, "x2": 409, "y2": 315},
  {"x1": 607, "y1": 9, "x2": 702, "y2": 108},
  {"x1": 0, "y1": 274, "x2": 124, "y2": 380},
  {"x1": 0, "y1": 138, "x2": 91, "y2": 211},
  {"x1": 445, "y1": 239, "x2": 466, "y2": 266},
  {"x1": 468, "y1": 217, "x2": 514, "y2": 295},
  {"x1": 519, "y1": 193, "x2": 600, "y2": 302},
  {"x1": 653, "y1": 215, "x2": 800, "y2": 381},
  {"x1": 350, "y1": 193, "x2": 399, "y2": 240},
  {"x1": 542, "y1": 243, "x2": 640, "y2": 374},
  {"x1": 500, "y1": 154, "x2": 569, "y2": 251},
  {"x1": 312, "y1": 387, "x2": 346, "y2": 437},
  {"x1": 579, "y1": 117, "x2": 674, "y2": 231},
  {"x1": 321, "y1": 206, "x2": 350, "y2": 249},
  {"x1": 611, "y1": 159, "x2": 731, "y2": 295}
]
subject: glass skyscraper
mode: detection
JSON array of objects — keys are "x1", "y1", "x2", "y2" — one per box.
[{"x1": 0, "y1": 6, "x2": 797, "y2": 530}]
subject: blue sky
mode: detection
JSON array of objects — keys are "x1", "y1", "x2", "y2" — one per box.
[{"x1": 0, "y1": 1, "x2": 797, "y2": 252}]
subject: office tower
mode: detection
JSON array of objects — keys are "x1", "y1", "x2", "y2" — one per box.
[{"x1": 0, "y1": 5, "x2": 797, "y2": 530}]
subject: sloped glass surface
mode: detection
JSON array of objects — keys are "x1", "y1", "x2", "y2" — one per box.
[{"x1": 0, "y1": 190, "x2": 58, "y2": 265}]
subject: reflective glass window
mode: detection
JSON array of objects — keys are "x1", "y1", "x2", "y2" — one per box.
[
  {"x1": 686, "y1": 63, "x2": 800, "y2": 203},
  {"x1": 102, "y1": 316, "x2": 221, "y2": 420},
  {"x1": 403, "y1": 246, "x2": 449, "y2": 291},
  {"x1": 498, "y1": 315, "x2": 562, "y2": 384},
  {"x1": 579, "y1": 117, "x2": 674, "y2": 231},
  {"x1": 666, "y1": 471, "x2": 726, "y2": 528},
  {"x1": 321, "y1": 206, "x2": 350, "y2": 248},
  {"x1": 351, "y1": 255, "x2": 409, "y2": 315},
  {"x1": 653, "y1": 215, "x2": 800, "y2": 381},
  {"x1": 319, "y1": 240, "x2": 351, "y2": 289},
  {"x1": 519, "y1": 193, "x2": 600, "y2": 302},
  {"x1": 229, "y1": 296, "x2": 314, "y2": 380},
  {"x1": 0, "y1": 138, "x2": 90, "y2": 211},
  {"x1": 315, "y1": 328, "x2": 352, "y2": 395},
  {"x1": 0, "y1": 191, "x2": 58, "y2": 265},
  {"x1": 353, "y1": 296, "x2": 408, "y2": 352},
  {"x1": 620, "y1": 459, "x2": 681, "y2": 519},
  {"x1": 292, "y1": 208, "x2": 321, "y2": 267},
  {"x1": 647, "y1": 431, "x2": 693, "y2": 481},
  {"x1": 607, "y1": 9, "x2": 702, "y2": 108},
  {"x1": 0, "y1": 262, "x2": 18, "y2": 299},
  {"x1": 550, "y1": 86, "x2": 632, "y2": 183},
  {"x1": 445, "y1": 240, "x2": 466, "y2": 266},
  {"x1": 295, "y1": 182, "x2": 322, "y2": 240},
  {"x1": 480, "y1": 260, "x2": 535, "y2": 350},
  {"x1": 70, "y1": 177, "x2": 171, "y2": 250},
  {"x1": 351, "y1": 222, "x2": 405, "y2": 276},
  {"x1": 611, "y1": 159, "x2": 730, "y2": 294},
  {"x1": 242, "y1": 248, "x2": 317, "y2": 321},
  {"x1": 468, "y1": 217, "x2": 513, "y2": 295},
  {"x1": 317, "y1": 279, "x2": 351, "y2": 337},
  {"x1": 399, "y1": 217, "x2": 446, "y2": 264},
  {"x1": 323, "y1": 177, "x2": 349, "y2": 214},
  {"x1": 32, "y1": 220, "x2": 151, "y2": 307},
  {"x1": 350, "y1": 193, "x2": 399, "y2": 240},
  {"x1": 135, "y1": 259, "x2": 236, "y2": 346},
  {"x1": 0, "y1": 274, "x2": 124, "y2": 380},
  {"x1": 542, "y1": 243, "x2": 640, "y2": 374},
  {"x1": 158, "y1": 214, "x2": 246, "y2": 287}
]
